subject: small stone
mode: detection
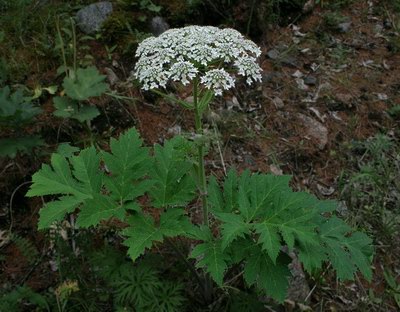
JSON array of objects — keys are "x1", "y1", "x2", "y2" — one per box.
[
  {"x1": 270, "y1": 164, "x2": 283, "y2": 175},
  {"x1": 316, "y1": 183, "x2": 335, "y2": 196},
  {"x1": 150, "y1": 16, "x2": 169, "y2": 36},
  {"x1": 297, "y1": 113, "x2": 328, "y2": 149},
  {"x1": 292, "y1": 70, "x2": 304, "y2": 78},
  {"x1": 295, "y1": 78, "x2": 309, "y2": 91},
  {"x1": 377, "y1": 93, "x2": 388, "y2": 100},
  {"x1": 272, "y1": 96, "x2": 284, "y2": 109},
  {"x1": 104, "y1": 67, "x2": 119, "y2": 86},
  {"x1": 304, "y1": 76, "x2": 317, "y2": 86},
  {"x1": 262, "y1": 71, "x2": 283, "y2": 83},
  {"x1": 282, "y1": 56, "x2": 301, "y2": 68},
  {"x1": 267, "y1": 49, "x2": 280, "y2": 60},
  {"x1": 76, "y1": 2, "x2": 113, "y2": 34},
  {"x1": 167, "y1": 125, "x2": 181, "y2": 136},
  {"x1": 337, "y1": 22, "x2": 351, "y2": 33},
  {"x1": 112, "y1": 60, "x2": 120, "y2": 68},
  {"x1": 374, "y1": 23, "x2": 384, "y2": 34},
  {"x1": 335, "y1": 93, "x2": 353, "y2": 104}
]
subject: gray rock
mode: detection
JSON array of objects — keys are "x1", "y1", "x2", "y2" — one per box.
[
  {"x1": 304, "y1": 76, "x2": 317, "y2": 86},
  {"x1": 272, "y1": 96, "x2": 284, "y2": 109},
  {"x1": 267, "y1": 49, "x2": 280, "y2": 60},
  {"x1": 76, "y1": 2, "x2": 113, "y2": 34},
  {"x1": 104, "y1": 67, "x2": 119, "y2": 86},
  {"x1": 282, "y1": 56, "x2": 301, "y2": 68},
  {"x1": 150, "y1": 16, "x2": 169, "y2": 36},
  {"x1": 337, "y1": 22, "x2": 351, "y2": 33},
  {"x1": 297, "y1": 113, "x2": 328, "y2": 150},
  {"x1": 262, "y1": 71, "x2": 283, "y2": 83}
]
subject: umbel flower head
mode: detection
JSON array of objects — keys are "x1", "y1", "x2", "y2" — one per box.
[{"x1": 133, "y1": 25, "x2": 262, "y2": 96}]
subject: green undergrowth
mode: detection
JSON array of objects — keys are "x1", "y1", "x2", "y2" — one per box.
[
  {"x1": 340, "y1": 134, "x2": 400, "y2": 242},
  {"x1": 24, "y1": 127, "x2": 373, "y2": 308}
]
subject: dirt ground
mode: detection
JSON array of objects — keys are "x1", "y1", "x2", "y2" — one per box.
[{"x1": 1, "y1": 0, "x2": 399, "y2": 311}]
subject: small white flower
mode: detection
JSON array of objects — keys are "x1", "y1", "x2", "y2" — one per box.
[
  {"x1": 133, "y1": 25, "x2": 262, "y2": 96},
  {"x1": 200, "y1": 69, "x2": 235, "y2": 96},
  {"x1": 234, "y1": 57, "x2": 263, "y2": 85},
  {"x1": 169, "y1": 61, "x2": 199, "y2": 85}
]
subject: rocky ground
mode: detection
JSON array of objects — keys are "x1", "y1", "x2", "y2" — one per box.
[{"x1": 1, "y1": 0, "x2": 399, "y2": 311}]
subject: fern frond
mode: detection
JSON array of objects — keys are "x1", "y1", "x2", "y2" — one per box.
[
  {"x1": 112, "y1": 262, "x2": 161, "y2": 307},
  {"x1": 12, "y1": 234, "x2": 39, "y2": 265},
  {"x1": 144, "y1": 281, "x2": 186, "y2": 312}
]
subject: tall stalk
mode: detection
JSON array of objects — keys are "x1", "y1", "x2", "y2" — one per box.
[
  {"x1": 193, "y1": 79, "x2": 209, "y2": 227},
  {"x1": 192, "y1": 78, "x2": 212, "y2": 301}
]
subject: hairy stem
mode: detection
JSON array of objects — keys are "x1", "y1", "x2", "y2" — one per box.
[
  {"x1": 193, "y1": 79, "x2": 209, "y2": 227},
  {"x1": 193, "y1": 79, "x2": 213, "y2": 301}
]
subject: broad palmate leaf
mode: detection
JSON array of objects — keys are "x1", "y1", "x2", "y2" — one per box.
[
  {"x1": 26, "y1": 147, "x2": 102, "y2": 229},
  {"x1": 206, "y1": 169, "x2": 373, "y2": 302},
  {"x1": 26, "y1": 128, "x2": 153, "y2": 228},
  {"x1": 53, "y1": 96, "x2": 100, "y2": 122},
  {"x1": 0, "y1": 86, "x2": 42, "y2": 126},
  {"x1": 63, "y1": 67, "x2": 108, "y2": 101}
]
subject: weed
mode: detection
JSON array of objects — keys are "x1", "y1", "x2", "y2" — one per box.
[
  {"x1": 340, "y1": 134, "x2": 400, "y2": 240},
  {"x1": 323, "y1": 11, "x2": 349, "y2": 31}
]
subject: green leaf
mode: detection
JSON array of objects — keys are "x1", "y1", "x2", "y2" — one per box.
[
  {"x1": 27, "y1": 147, "x2": 102, "y2": 228},
  {"x1": 151, "y1": 89, "x2": 194, "y2": 110},
  {"x1": 198, "y1": 89, "x2": 214, "y2": 113},
  {"x1": 73, "y1": 105, "x2": 100, "y2": 122},
  {"x1": 222, "y1": 168, "x2": 239, "y2": 212},
  {"x1": 148, "y1": 137, "x2": 196, "y2": 208},
  {"x1": 243, "y1": 248, "x2": 290, "y2": 303},
  {"x1": 343, "y1": 232, "x2": 373, "y2": 281},
  {"x1": 208, "y1": 175, "x2": 224, "y2": 213},
  {"x1": 298, "y1": 241, "x2": 327, "y2": 273},
  {"x1": 0, "y1": 86, "x2": 42, "y2": 126},
  {"x1": 53, "y1": 96, "x2": 77, "y2": 118},
  {"x1": 123, "y1": 209, "x2": 188, "y2": 261},
  {"x1": 215, "y1": 212, "x2": 249, "y2": 250},
  {"x1": 253, "y1": 223, "x2": 281, "y2": 263},
  {"x1": 76, "y1": 194, "x2": 126, "y2": 228},
  {"x1": 123, "y1": 213, "x2": 163, "y2": 261},
  {"x1": 28, "y1": 128, "x2": 157, "y2": 230},
  {"x1": 63, "y1": 67, "x2": 108, "y2": 101},
  {"x1": 320, "y1": 216, "x2": 373, "y2": 281},
  {"x1": 102, "y1": 128, "x2": 151, "y2": 202},
  {"x1": 38, "y1": 196, "x2": 82, "y2": 229},
  {"x1": 0, "y1": 136, "x2": 44, "y2": 158},
  {"x1": 191, "y1": 240, "x2": 228, "y2": 286},
  {"x1": 56, "y1": 143, "x2": 80, "y2": 158},
  {"x1": 53, "y1": 96, "x2": 100, "y2": 122},
  {"x1": 215, "y1": 170, "x2": 319, "y2": 263}
]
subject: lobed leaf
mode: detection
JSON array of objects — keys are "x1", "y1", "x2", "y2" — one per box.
[
  {"x1": 148, "y1": 137, "x2": 196, "y2": 208},
  {"x1": 123, "y1": 209, "x2": 189, "y2": 261},
  {"x1": 191, "y1": 240, "x2": 228, "y2": 286},
  {"x1": 63, "y1": 67, "x2": 108, "y2": 101}
]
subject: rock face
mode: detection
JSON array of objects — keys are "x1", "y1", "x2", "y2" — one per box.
[
  {"x1": 150, "y1": 16, "x2": 169, "y2": 36},
  {"x1": 76, "y1": 2, "x2": 113, "y2": 34}
]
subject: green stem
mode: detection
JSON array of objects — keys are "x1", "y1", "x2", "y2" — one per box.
[
  {"x1": 193, "y1": 79, "x2": 208, "y2": 227},
  {"x1": 56, "y1": 16, "x2": 68, "y2": 78},
  {"x1": 70, "y1": 17, "x2": 77, "y2": 75},
  {"x1": 193, "y1": 79, "x2": 213, "y2": 301}
]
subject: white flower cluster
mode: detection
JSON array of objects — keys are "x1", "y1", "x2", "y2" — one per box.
[{"x1": 133, "y1": 25, "x2": 262, "y2": 96}]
